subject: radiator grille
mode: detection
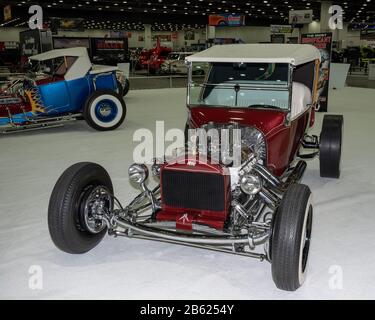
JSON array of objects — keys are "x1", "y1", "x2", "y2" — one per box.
[{"x1": 162, "y1": 170, "x2": 225, "y2": 212}]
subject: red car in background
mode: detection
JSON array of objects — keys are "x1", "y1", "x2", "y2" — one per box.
[
  {"x1": 143, "y1": 38, "x2": 172, "y2": 74},
  {"x1": 138, "y1": 48, "x2": 152, "y2": 69}
]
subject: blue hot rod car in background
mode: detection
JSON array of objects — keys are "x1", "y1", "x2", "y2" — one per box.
[{"x1": 0, "y1": 47, "x2": 127, "y2": 133}]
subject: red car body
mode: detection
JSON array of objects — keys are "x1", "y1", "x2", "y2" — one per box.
[
  {"x1": 156, "y1": 105, "x2": 315, "y2": 230},
  {"x1": 157, "y1": 156, "x2": 231, "y2": 230},
  {"x1": 188, "y1": 106, "x2": 315, "y2": 177}
]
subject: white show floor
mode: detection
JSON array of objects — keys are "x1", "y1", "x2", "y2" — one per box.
[{"x1": 1, "y1": 87, "x2": 375, "y2": 299}]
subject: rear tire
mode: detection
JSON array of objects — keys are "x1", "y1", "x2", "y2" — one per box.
[
  {"x1": 116, "y1": 80, "x2": 124, "y2": 97},
  {"x1": 123, "y1": 78, "x2": 130, "y2": 96},
  {"x1": 48, "y1": 162, "x2": 113, "y2": 254},
  {"x1": 84, "y1": 90, "x2": 126, "y2": 131},
  {"x1": 271, "y1": 184, "x2": 313, "y2": 291},
  {"x1": 319, "y1": 114, "x2": 343, "y2": 178}
]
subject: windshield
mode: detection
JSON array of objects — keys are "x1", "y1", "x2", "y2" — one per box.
[
  {"x1": 188, "y1": 62, "x2": 291, "y2": 110},
  {"x1": 28, "y1": 56, "x2": 77, "y2": 77}
]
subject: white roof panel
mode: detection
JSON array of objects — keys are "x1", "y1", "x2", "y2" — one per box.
[
  {"x1": 30, "y1": 47, "x2": 89, "y2": 61},
  {"x1": 186, "y1": 44, "x2": 321, "y2": 66}
]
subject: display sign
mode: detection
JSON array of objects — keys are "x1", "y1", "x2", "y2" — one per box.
[
  {"x1": 53, "y1": 37, "x2": 90, "y2": 49},
  {"x1": 349, "y1": 23, "x2": 375, "y2": 30},
  {"x1": 0, "y1": 41, "x2": 18, "y2": 51},
  {"x1": 152, "y1": 34, "x2": 172, "y2": 42},
  {"x1": 184, "y1": 30, "x2": 195, "y2": 40},
  {"x1": 109, "y1": 30, "x2": 132, "y2": 38},
  {"x1": 209, "y1": 14, "x2": 245, "y2": 27},
  {"x1": 90, "y1": 37, "x2": 129, "y2": 64},
  {"x1": 289, "y1": 10, "x2": 313, "y2": 24},
  {"x1": 360, "y1": 30, "x2": 375, "y2": 40},
  {"x1": 20, "y1": 30, "x2": 41, "y2": 57},
  {"x1": 50, "y1": 17, "x2": 85, "y2": 32},
  {"x1": 288, "y1": 37, "x2": 299, "y2": 44},
  {"x1": 3, "y1": 5, "x2": 11, "y2": 22},
  {"x1": 271, "y1": 34, "x2": 285, "y2": 43},
  {"x1": 301, "y1": 32, "x2": 333, "y2": 112},
  {"x1": 94, "y1": 39, "x2": 126, "y2": 50},
  {"x1": 270, "y1": 25, "x2": 293, "y2": 34}
]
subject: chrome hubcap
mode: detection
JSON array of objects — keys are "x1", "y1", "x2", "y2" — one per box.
[
  {"x1": 82, "y1": 186, "x2": 112, "y2": 234},
  {"x1": 99, "y1": 105, "x2": 112, "y2": 117}
]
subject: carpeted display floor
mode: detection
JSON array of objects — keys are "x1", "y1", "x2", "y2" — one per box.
[{"x1": 1, "y1": 87, "x2": 374, "y2": 299}]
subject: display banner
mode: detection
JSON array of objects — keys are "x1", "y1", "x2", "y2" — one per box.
[
  {"x1": 301, "y1": 32, "x2": 333, "y2": 112},
  {"x1": 209, "y1": 14, "x2": 245, "y2": 27}
]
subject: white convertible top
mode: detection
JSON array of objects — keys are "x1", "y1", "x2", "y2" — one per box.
[
  {"x1": 29, "y1": 47, "x2": 88, "y2": 61},
  {"x1": 90, "y1": 64, "x2": 118, "y2": 74},
  {"x1": 186, "y1": 44, "x2": 321, "y2": 66},
  {"x1": 29, "y1": 47, "x2": 92, "y2": 81}
]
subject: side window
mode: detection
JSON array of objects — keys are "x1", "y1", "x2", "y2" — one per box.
[{"x1": 55, "y1": 56, "x2": 77, "y2": 77}]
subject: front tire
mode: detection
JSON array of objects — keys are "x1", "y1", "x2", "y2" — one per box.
[
  {"x1": 48, "y1": 162, "x2": 113, "y2": 254},
  {"x1": 271, "y1": 184, "x2": 313, "y2": 291},
  {"x1": 84, "y1": 90, "x2": 126, "y2": 131},
  {"x1": 319, "y1": 115, "x2": 343, "y2": 178}
]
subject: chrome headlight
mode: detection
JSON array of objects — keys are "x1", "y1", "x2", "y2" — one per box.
[
  {"x1": 151, "y1": 163, "x2": 161, "y2": 177},
  {"x1": 240, "y1": 174, "x2": 262, "y2": 195},
  {"x1": 128, "y1": 164, "x2": 149, "y2": 184}
]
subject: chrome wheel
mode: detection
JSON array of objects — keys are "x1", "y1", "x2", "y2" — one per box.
[{"x1": 79, "y1": 185, "x2": 112, "y2": 234}]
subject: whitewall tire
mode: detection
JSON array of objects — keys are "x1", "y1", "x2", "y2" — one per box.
[
  {"x1": 84, "y1": 90, "x2": 126, "y2": 131},
  {"x1": 271, "y1": 184, "x2": 313, "y2": 291}
]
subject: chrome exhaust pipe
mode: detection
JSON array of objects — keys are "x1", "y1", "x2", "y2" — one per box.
[
  {"x1": 284, "y1": 160, "x2": 307, "y2": 186},
  {"x1": 253, "y1": 164, "x2": 281, "y2": 187}
]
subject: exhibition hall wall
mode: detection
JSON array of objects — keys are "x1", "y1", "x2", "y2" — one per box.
[
  {"x1": 0, "y1": 26, "x2": 206, "y2": 49},
  {"x1": 0, "y1": 22, "x2": 370, "y2": 49}
]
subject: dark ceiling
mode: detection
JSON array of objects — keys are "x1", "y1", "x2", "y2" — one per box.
[{"x1": 1, "y1": 0, "x2": 374, "y2": 31}]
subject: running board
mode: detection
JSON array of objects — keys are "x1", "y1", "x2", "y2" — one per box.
[{"x1": 1, "y1": 114, "x2": 81, "y2": 134}]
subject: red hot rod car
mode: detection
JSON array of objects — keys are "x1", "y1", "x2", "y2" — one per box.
[{"x1": 48, "y1": 44, "x2": 343, "y2": 291}]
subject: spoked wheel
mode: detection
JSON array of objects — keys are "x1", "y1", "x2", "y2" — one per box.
[
  {"x1": 48, "y1": 162, "x2": 113, "y2": 254},
  {"x1": 271, "y1": 184, "x2": 313, "y2": 291}
]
